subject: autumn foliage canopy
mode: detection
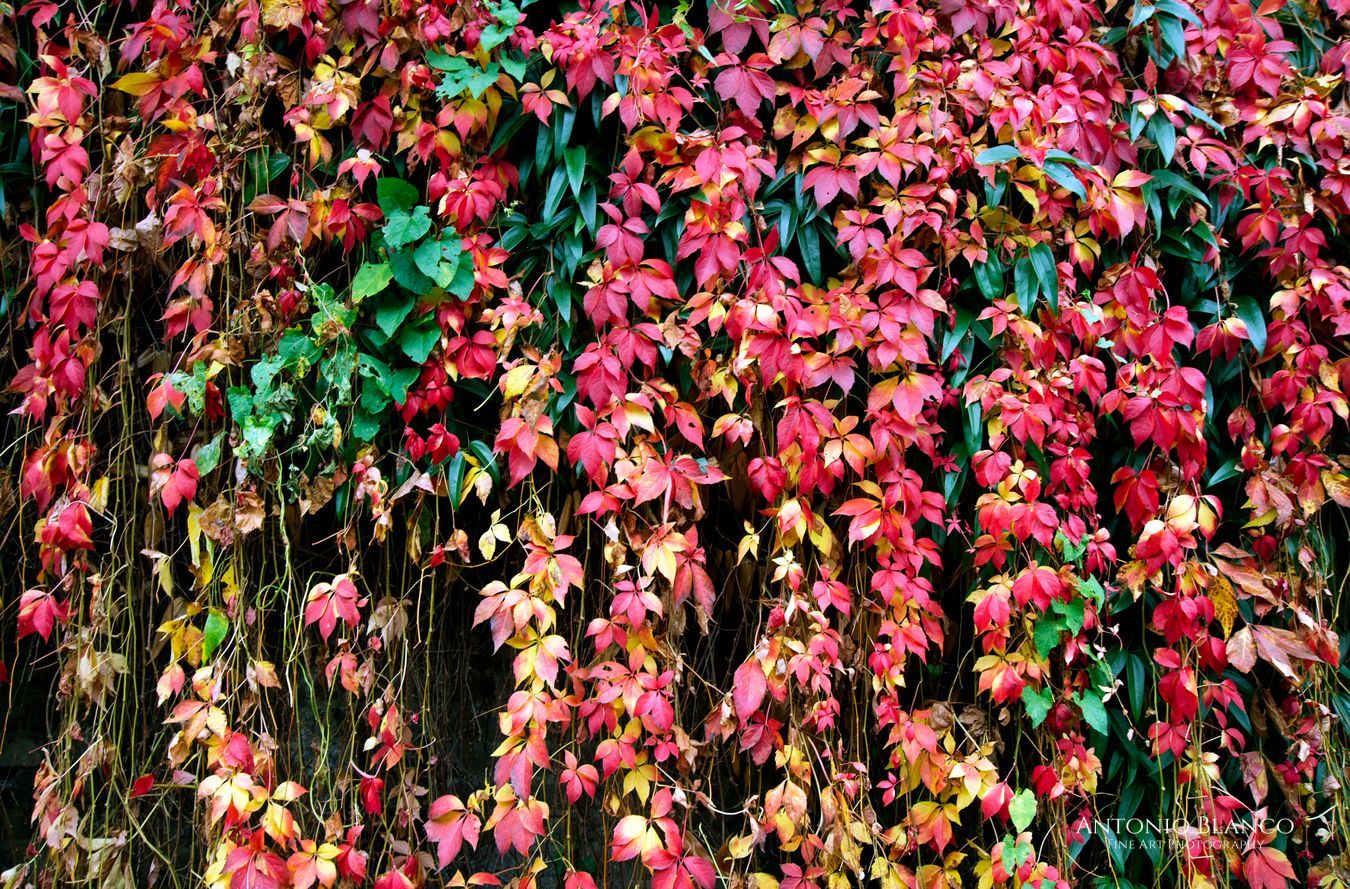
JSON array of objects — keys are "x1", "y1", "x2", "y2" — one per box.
[{"x1": 4, "y1": 0, "x2": 1350, "y2": 888}]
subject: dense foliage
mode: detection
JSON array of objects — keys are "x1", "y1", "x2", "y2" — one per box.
[{"x1": 3, "y1": 0, "x2": 1350, "y2": 888}]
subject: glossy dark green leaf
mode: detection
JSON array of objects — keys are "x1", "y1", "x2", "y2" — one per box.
[
  {"x1": 973, "y1": 258, "x2": 1003, "y2": 300},
  {"x1": 564, "y1": 145, "x2": 586, "y2": 197},
  {"x1": 1158, "y1": 14, "x2": 1186, "y2": 62},
  {"x1": 1234, "y1": 296, "x2": 1267, "y2": 355},
  {"x1": 1013, "y1": 255, "x2": 1036, "y2": 314},
  {"x1": 798, "y1": 223, "x2": 821, "y2": 283},
  {"x1": 1029, "y1": 242, "x2": 1058, "y2": 313},
  {"x1": 1043, "y1": 161, "x2": 1085, "y2": 199},
  {"x1": 975, "y1": 145, "x2": 1022, "y2": 164},
  {"x1": 1149, "y1": 114, "x2": 1176, "y2": 165}
]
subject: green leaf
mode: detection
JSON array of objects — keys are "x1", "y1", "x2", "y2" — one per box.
[
  {"x1": 1158, "y1": 14, "x2": 1186, "y2": 63},
  {"x1": 245, "y1": 149, "x2": 290, "y2": 204},
  {"x1": 1149, "y1": 169, "x2": 1210, "y2": 209},
  {"x1": 278, "y1": 328, "x2": 320, "y2": 368},
  {"x1": 551, "y1": 280, "x2": 574, "y2": 325},
  {"x1": 775, "y1": 201, "x2": 797, "y2": 246},
  {"x1": 1028, "y1": 243, "x2": 1058, "y2": 313},
  {"x1": 250, "y1": 356, "x2": 285, "y2": 394},
  {"x1": 578, "y1": 183, "x2": 598, "y2": 234},
  {"x1": 414, "y1": 243, "x2": 450, "y2": 288},
  {"x1": 1056, "y1": 597, "x2": 1086, "y2": 634},
  {"x1": 359, "y1": 378, "x2": 390, "y2": 414},
  {"x1": 400, "y1": 318, "x2": 441, "y2": 364},
  {"x1": 1129, "y1": 105, "x2": 1149, "y2": 142},
  {"x1": 941, "y1": 308, "x2": 973, "y2": 363},
  {"x1": 430, "y1": 56, "x2": 500, "y2": 100},
  {"x1": 480, "y1": 1, "x2": 521, "y2": 50},
  {"x1": 1079, "y1": 576, "x2": 1106, "y2": 608},
  {"x1": 313, "y1": 285, "x2": 355, "y2": 333},
  {"x1": 973, "y1": 258, "x2": 1003, "y2": 300},
  {"x1": 1022, "y1": 686, "x2": 1054, "y2": 728},
  {"x1": 227, "y1": 387, "x2": 253, "y2": 422},
  {"x1": 1076, "y1": 690, "x2": 1110, "y2": 735},
  {"x1": 202, "y1": 609, "x2": 229, "y2": 661},
  {"x1": 553, "y1": 107, "x2": 576, "y2": 158},
  {"x1": 480, "y1": 22, "x2": 515, "y2": 51},
  {"x1": 383, "y1": 206, "x2": 432, "y2": 249},
  {"x1": 376, "y1": 178, "x2": 419, "y2": 214},
  {"x1": 963, "y1": 401, "x2": 982, "y2": 459},
  {"x1": 1184, "y1": 100, "x2": 1224, "y2": 133},
  {"x1": 564, "y1": 145, "x2": 586, "y2": 197},
  {"x1": 499, "y1": 53, "x2": 527, "y2": 81},
  {"x1": 352, "y1": 262, "x2": 393, "y2": 301},
  {"x1": 241, "y1": 415, "x2": 276, "y2": 460},
  {"x1": 1128, "y1": 652, "x2": 1147, "y2": 718},
  {"x1": 1057, "y1": 528, "x2": 1088, "y2": 562},
  {"x1": 1155, "y1": 0, "x2": 1201, "y2": 26},
  {"x1": 1009, "y1": 789, "x2": 1037, "y2": 833},
  {"x1": 352, "y1": 409, "x2": 381, "y2": 442},
  {"x1": 321, "y1": 341, "x2": 357, "y2": 404},
  {"x1": 449, "y1": 252, "x2": 477, "y2": 300},
  {"x1": 798, "y1": 223, "x2": 821, "y2": 283},
  {"x1": 976, "y1": 145, "x2": 1023, "y2": 164},
  {"x1": 1208, "y1": 457, "x2": 1240, "y2": 485},
  {"x1": 446, "y1": 451, "x2": 468, "y2": 505},
  {"x1": 468, "y1": 439, "x2": 499, "y2": 481},
  {"x1": 375, "y1": 292, "x2": 416, "y2": 337},
  {"x1": 542, "y1": 168, "x2": 568, "y2": 221},
  {"x1": 171, "y1": 367, "x2": 207, "y2": 413},
  {"x1": 1034, "y1": 616, "x2": 1065, "y2": 658},
  {"x1": 492, "y1": 0, "x2": 521, "y2": 27},
  {"x1": 1042, "y1": 149, "x2": 1090, "y2": 168},
  {"x1": 1149, "y1": 114, "x2": 1176, "y2": 165},
  {"x1": 387, "y1": 367, "x2": 421, "y2": 405},
  {"x1": 1002, "y1": 840, "x2": 1035, "y2": 877},
  {"x1": 1043, "y1": 161, "x2": 1085, "y2": 200},
  {"x1": 1234, "y1": 296, "x2": 1267, "y2": 355},
  {"x1": 194, "y1": 433, "x2": 224, "y2": 476},
  {"x1": 1013, "y1": 255, "x2": 1036, "y2": 315},
  {"x1": 390, "y1": 249, "x2": 436, "y2": 293},
  {"x1": 414, "y1": 232, "x2": 462, "y2": 288}
]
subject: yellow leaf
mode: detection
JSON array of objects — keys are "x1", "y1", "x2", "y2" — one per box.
[
  {"x1": 502, "y1": 364, "x2": 534, "y2": 399},
  {"x1": 727, "y1": 835, "x2": 755, "y2": 860},
  {"x1": 478, "y1": 529, "x2": 498, "y2": 561},
  {"x1": 221, "y1": 561, "x2": 240, "y2": 605},
  {"x1": 187, "y1": 503, "x2": 204, "y2": 567},
  {"x1": 1323, "y1": 470, "x2": 1350, "y2": 507},
  {"x1": 90, "y1": 477, "x2": 110, "y2": 511},
  {"x1": 1243, "y1": 508, "x2": 1276, "y2": 529},
  {"x1": 1208, "y1": 575, "x2": 1237, "y2": 638},
  {"x1": 111, "y1": 72, "x2": 160, "y2": 96}
]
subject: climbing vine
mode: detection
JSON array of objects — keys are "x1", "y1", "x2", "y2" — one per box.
[{"x1": 3, "y1": 1, "x2": 1350, "y2": 889}]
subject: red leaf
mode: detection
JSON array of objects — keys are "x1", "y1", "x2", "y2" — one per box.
[
  {"x1": 1244, "y1": 847, "x2": 1295, "y2": 889},
  {"x1": 732, "y1": 659, "x2": 767, "y2": 720},
  {"x1": 17, "y1": 588, "x2": 69, "y2": 641},
  {"x1": 130, "y1": 774, "x2": 155, "y2": 797},
  {"x1": 304, "y1": 576, "x2": 367, "y2": 641},
  {"x1": 425, "y1": 794, "x2": 481, "y2": 868}
]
